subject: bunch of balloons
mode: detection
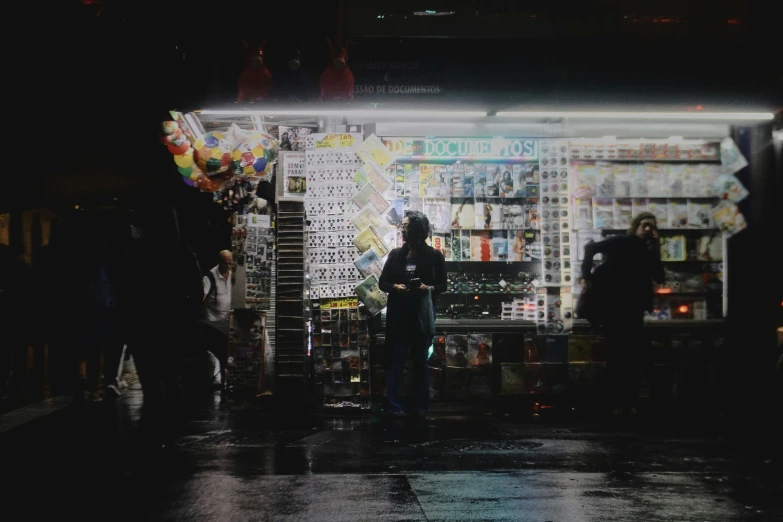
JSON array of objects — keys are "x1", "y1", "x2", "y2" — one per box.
[{"x1": 161, "y1": 122, "x2": 278, "y2": 192}]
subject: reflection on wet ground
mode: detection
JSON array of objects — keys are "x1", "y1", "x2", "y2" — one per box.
[{"x1": 3, "y1": 389, "x2": 781, "y2": 521}]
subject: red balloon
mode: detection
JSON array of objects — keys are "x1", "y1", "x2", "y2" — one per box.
[{"x1": 167, "y1": 141, "x2": 190, "y2": 155}]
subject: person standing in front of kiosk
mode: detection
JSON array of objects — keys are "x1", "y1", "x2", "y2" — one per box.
[
  {"x1": 580, "y1": 212, "x2": 665, "y2": 416},
  {"x1": 379, "y1": 211, "x2": 447, "y2": 417}
]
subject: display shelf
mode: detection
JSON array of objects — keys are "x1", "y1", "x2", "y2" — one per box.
[
  {"x1": 576, "y1": 158, "x2": 722, "y2": 164},
  {"x1": 598, "y1": 228, "x2": 721, "y2": 232}
]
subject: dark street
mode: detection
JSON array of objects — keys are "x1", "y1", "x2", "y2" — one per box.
[{"x1": 3, "y1": 386, "x2": 781, "y2": 521}]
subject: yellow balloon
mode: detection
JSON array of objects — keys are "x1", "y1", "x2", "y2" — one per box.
[{"x1": 174, "y1": 149, "x2": 194, "y2": 168}]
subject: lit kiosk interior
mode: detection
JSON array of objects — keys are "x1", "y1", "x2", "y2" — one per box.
[{"x1": 195, "y1": 105, "x2": 775, "y2": 409}]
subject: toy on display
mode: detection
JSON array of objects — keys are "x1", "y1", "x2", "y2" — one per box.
[
  {"x1": 232, "y1": 132, "x2": 277, "y2": 181},
  {"x1": 319, "y1": 39, "x2": 354, "y2": 101},
  {"x1": 237, "y1": 40, "x2": 273, "y2": 103},
  {"x1": 194, "y1": 132, "x2": 233, "y2": 175}
]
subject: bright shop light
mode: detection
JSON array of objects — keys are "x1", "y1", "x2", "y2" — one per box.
[
  {"x1": 199, "y1": 109, "x2": 487, "y2": 120},
  {"x1": 494, "y1": 111, "x2": 775, "y2": 121}
]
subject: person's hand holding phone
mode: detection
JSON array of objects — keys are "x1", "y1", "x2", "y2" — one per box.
[{"x1": 393, "y1": 284, "x2": 409, "y2": 294}]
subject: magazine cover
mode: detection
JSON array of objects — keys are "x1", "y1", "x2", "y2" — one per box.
[
  {"x1": 682, "y1": 164, "x2": 700, "y2": 197},
  {"x1": 700, "y1": 165, "x2": 719, "y2": 197},
  {"x1": 431, "y1": 233, "x2": 448, "y2": 258},
  {"x1": 498, "y1": 167, "x2": 515, "y2": 198},
  {"x1": 720, "y1": 137, "x2": 748, "y2": 175},
  {"x1": 646, "y1": 163, "x2": 669, "y2": 197},
  {"x1": 592, "y1": 198, "x2": 615, "y2": 229},
  {"x1": 613, "y1": 163, "x2": 632, "y2": 197},
  {"x1": 355, "y1": 133, "x2": 395, "y2": 172},
  {"x1": 394, "y1": 164, "x2": 406, "y2": 197},
  {"x1": 354, "y1": 275, "x2": 387, "y2": 316},
  {"x1": 418, "y1": 164, "x2": 434, "y2": 197},
  {"x1": 572, "y1": 162, "x2": 597, "y2": 199},
  {"x1": 352, "y1": 205, "x2": 387, "y2": 232},
  {"x1": 467, "y1": 333, "x2": 493, "y2": 366},
  {"x1": 508, "y1": 230, "x2": 526, "y2": 261},
  {"x1": 502, "y1": 202, "x2": 526, "y2": 229},
  {"x1": 473, "y1": 165, "x2": 488, "y2": 197},
  {"x1": 647, "y1": 199, "x2": 668, "y2": 226},
  {"x1": 630, "y1": 164, "x2": 648, "y2": 197},
  {"x1": 485, "y1": 164, "x2": 502, "y2": 197},
  {"x1": 420, "y1": 164, "x2": 451, "y2": 198},
  {"x1": 353, "y1": 226, "x2": 390, "y2": 256},
  {"x1": 423, "y1": 198, "x2": 452, "y2": 233},
  {"x1": 354, "y1": 162, "x2": 393, "y2": 195},
  {"x1": 667, "y1": 198, "x2": 689, "y2": 229},
  {"x1": 278, "y1": 126, "x2": 311, "y2": 151},
  {"x1": 474, "y1": 200, "x2": 501, "y2": 230},
  {"x1": 525, "y1": 197, "x2": 541, "y2": 229},
  {"x1": 574, "y1": 198, "x2": 593, "y2": 230},
  {"x1": 451, "y1": 163, "x2": 466, "y2": 197},
  {"x1": 512, "y1": 164, "x2": 527, "y2": 197},
  {"x1": 595, "y1": 162, "x2": 615, "y2": 197},
  {"x1": 688, "y1": 200, "x2": 715, "y2": 229},
  {"x1": 666, "y1": 164, "x2": 685, "y2": 197},
  {"x1": 470, "y1": 231, "x2": 492, "y2": 261},
  {"x1": 462, "y1": 164, "x2": 475, "y2": 197},
  {"x1": 526, "y1": 164, "x2": 540, "y2": 184},
  {"x1": 405, "y1": 164, "x2": 420, "y2": 197},
  {"x1": 711, "y1": 200, "x2": 747, "y2": 237},
  {"x1": 523, "y1": 230, "x2": 542, "y2": 260},
  {"x1": 353, "y1": 182, "x2": 390, "y2": 215},
  {"x1": 660, "y1": 236, "x2": 686, "y2": 261},
  {"x1": 632, "y1": 198, "x2": 649, "y2": 218},
  {"x1": 713, "y1": 174, "x2": 749, "y2": 203},
  {"x1": 613, "y1": 198, "x2": 633, "y2": 231},
  {"x1": 445, "y1": 334, "x2": 469, "y2": 367},
  {"x1": 353, "y1": 247, "x2": 384, "y2": 280},
  {"x1": 449, "y1": 232, "x2": 460, "y2": 261},
  {"x1": 491, "y1": 231, "x2": 508, "y2": 261},
  {"x1": 450, "y1": 200, "x2": 476, "y2": 229},
  {"x1": 460, "y1": 231, "x2": 472, "y2": 261}
]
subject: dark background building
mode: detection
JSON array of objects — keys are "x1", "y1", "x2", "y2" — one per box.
[{"x1": 5, "y1": 0, "x2": 780, "y2": 215}]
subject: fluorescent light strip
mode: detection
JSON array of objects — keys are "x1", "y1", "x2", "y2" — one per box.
[
  {"x1": 199, "y1": 108, "x2": 775, "y2": 122},
  {"x1": 495, "y1": 111, "x2": 775, "y2": 121},
  {"x1": 199, "y1": 109, "x2": 487, "y2": 119}
]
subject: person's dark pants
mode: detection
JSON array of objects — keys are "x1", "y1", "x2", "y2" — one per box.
[
  {"x1": 603, "y1": 312, "x2": 645, "y2": 410},
  {"x1": 386, "y1": 333, "x2": 431, "y2": 415}
]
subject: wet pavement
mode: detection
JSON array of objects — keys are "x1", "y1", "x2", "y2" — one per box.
[{"x1": 3, "y1": 389, "x2": 781, "y2": 521}]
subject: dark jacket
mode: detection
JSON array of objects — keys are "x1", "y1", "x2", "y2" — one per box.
[
  {"x1": 582, "y1": 234, "x2": 665, "y2": 316},
  {"x1": 379, "y1": 243, "x2": 447, "y2": 347}
]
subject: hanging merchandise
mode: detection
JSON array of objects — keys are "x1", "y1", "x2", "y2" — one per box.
[
  {"x1": 712, "y1": 200, "x2": 747, "y2": 237},
  {"x1": 719, "y1": 137, "x2": 748, "y2": 175},
  {"x1": 160, "y1": 120, "x2": 278, "y2": 198},
  {"x1": 232, "y1": 131, "x2": 278, "y2": 181},
  {"x1": 713, "y1": 174, "x2": 749, "y2": 203},
  {"x1": 194, "y1": 132, "x2": 233, "y2": 175},
  {"x1": 237, "y1": 40, "x2": 273, "y2": 103},
  {"x1": 319, "y1": 39, "x2": 354, "y2": 101}
]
